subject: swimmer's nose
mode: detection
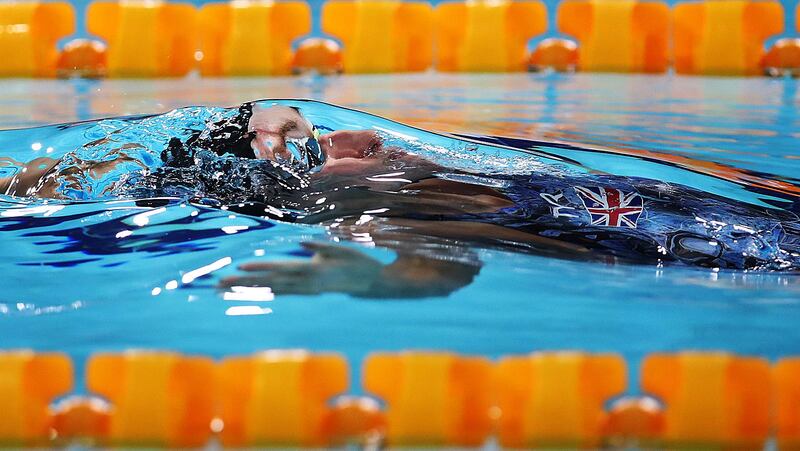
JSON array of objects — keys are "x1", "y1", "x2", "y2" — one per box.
[{"x1": 251, "y1": 131, "x2": 287, "y2": 161}]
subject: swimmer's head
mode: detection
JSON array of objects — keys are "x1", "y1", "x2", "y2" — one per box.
[
  {"x1": 248, "y1": 104, "x2": 325, "y2": 172},
  {"x1": 177, "y1": 103, "x2": 325, "y2": 173}
]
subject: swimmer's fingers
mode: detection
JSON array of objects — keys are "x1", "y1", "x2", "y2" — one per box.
[
  {"x1": 220, "y1": 262, "x2": 310, "y2": 284},
  {"x1": 219, "y1": 242, "x2": 383, "y2": 295},
  {"x1": 261, "y1": 269, "x2": 332, "y2": 294},
  {"x1": 300, "y1": 241, "x2": 337, "y2": 252},
  {"x1": 302, "y1": 241, "x2": 358, "y2": 259},
  {"x1": 238, "y1": 260, "x2": 309, "y2": 272},
  {"x1": 236, "y1": 242, "x2": 374, "y2": 271},
  {"x1": 218, "y1": 273, "x2": 318, "y2": 293},
  {"x1": 219, "y1": 266, "x2": 333, "y2": 294},
  {"x1": 301, "y1": 241, "x2": 381, "y2": 264},
  {"x1": 219, "y1": 274, "x2": 270, "y2": 288},
  {"x1": 238, "y1": 241, "x2": 377, "y2": 272}
]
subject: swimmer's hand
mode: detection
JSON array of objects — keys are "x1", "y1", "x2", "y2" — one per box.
[
  {"x1": 220, "y1": 242, "x2": 381, "y2": 297},
  {"x1": 219, "y1": 241, "x2": 478, "y2": 299}
]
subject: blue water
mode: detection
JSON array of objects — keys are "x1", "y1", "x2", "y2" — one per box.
[{"x1": 1, "y1": 73, "x2": 799, "y2": 394}]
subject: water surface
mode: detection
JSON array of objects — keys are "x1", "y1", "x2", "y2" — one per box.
[{"x1": 1, "y1": 73, "x2": 799, "y2": 391}]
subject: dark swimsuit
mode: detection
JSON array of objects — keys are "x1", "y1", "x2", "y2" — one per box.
[{"x1": 459, "y1": 173, "x2": 800, "y2": 270}]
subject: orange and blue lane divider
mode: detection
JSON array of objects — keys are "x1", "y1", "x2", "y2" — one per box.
[
  {"x1": 759, "y1": 2, "x2": 800, "y2": 77},
  {"x1": 86, "y1": 1, "x2": 197, "y2": 77},
  {"x1": 436, "y1": 0, "x2": 547, "y2": 72},
  {"x1": 322, "y1": 0, "x2": 433, "y2": 73},
  {"x1": 0, "y1": 1, "x2": 74, "y2": 77},
  {"x1": 2, "y1": 0, "x2": 800, "y2": 77},
  {"x1": 774, "y1": 357, "x2": 800, "y2": 449},
  {"x1": 199, "y1": 0, "x2": 311, "y2": 76},
  {"x1": 673, "y1": 0, "x2": 784, "y2": 75},
  {"x1": 0, "y1": 350, "x2": 72, "y2": 445},
  {"x1": 363, "y1": 352, "x2": 493, "y2": 445},
  {"x1": 495, "y1": 352, "x2": 626, "y2": 447},
  {"x1": 641, "y1": 352, "x2": 771, "y2": 446},
  {"x1": 292, "y1": 38, "x2": 343, "y2": 75},
  {"x1": 216, "y1": 350, "x2": 348, "y2": 446},
  {"x1": 56, "y1": 39, "x2": 107, "y2": 78},
  {"x1": 3, "y1": 349, "x2": 800, "y2": 447},
  {"x1": 762, "y1": 38, "x2": 800, "y2": 76},
  {"x1": 557, "y1": 0, "x2": 669, "y2": 73},
  {"x1": 528, "y1": 38, "x2": 579, "y2": 72},
  {"x1": 85, "y1": 351, "x2": 216, "y2": 446}
]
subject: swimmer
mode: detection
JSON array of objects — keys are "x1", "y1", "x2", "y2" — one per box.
[
  {"x1": 228, "y1": 106, "x2": 800, "y2": 297},
  {"x1": 2, "y1": 102, "x2": 799, "y2": 298},
  {"x1": 0, "y1": 105, "x2": 319, "y2": 197}
]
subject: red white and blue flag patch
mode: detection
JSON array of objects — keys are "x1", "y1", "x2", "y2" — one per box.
[{"x1": 574, "y1": 186, "x2": 644, "y2": 228}]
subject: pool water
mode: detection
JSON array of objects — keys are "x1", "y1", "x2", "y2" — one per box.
[{"x1": 1, "y1": 72, "x2": 799, "y2": 392}]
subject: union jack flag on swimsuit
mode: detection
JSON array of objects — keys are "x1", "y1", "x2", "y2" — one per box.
[{"x1": 574, "y1": 186, "x2": 644, "y2": 228}]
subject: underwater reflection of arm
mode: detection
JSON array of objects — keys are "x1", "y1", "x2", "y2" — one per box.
[
  {"x1": 217, "y1": 216, "x2": 596, "y2": 299},
  {"x1": 219, "y1": 241, "x2": 481, "y2": 299},
  {"x1": 0, "y1": 147, "x2": 148, "y2": 198}
]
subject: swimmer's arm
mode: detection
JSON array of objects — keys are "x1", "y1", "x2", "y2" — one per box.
[
  {"x1": 369, "y1": 252, "x2": 480, "y2": 298},
  {"x1": 383, "y1": 219, "x2": 591, "y2": 257},
  {"x1": 219, "y1": 241, "x2": 479, "y2": 299},
  {"x1": 0, "y1": 149, "x2": 146, "y2": 198},
  {"x1": 0, "y1": 157, "x2": 60, "y2": 196},
  {"x1": 217, "y1": 218, "x2": 591, "y2": 299},
  {"x1": 320, "y1": 129, "x2": 442, "y2": 170}
]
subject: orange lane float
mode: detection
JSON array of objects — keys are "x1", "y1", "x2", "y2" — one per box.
[
  {"x1": 557, "y1": 0, "x2": 669, "y2": 72},
  {"x1": 673, "y1": 0, "x2": 783, "y2": 75},
  {"x1": 762, "y1": 38, "x2": 800, "y2": 77},
  {"x1": 603, "y1": 396, "x2": 665, "y2": 442},
  {"x1": 292, "y1": 37, "x2": 343, "y2": 75},
  {"x1": 216, "y1": 350, "x2": 349, "y2": 446},
  {"x1": 199, "y1": 0, "x2": 311, "y2": 76},
  {"x1": 50, "y1": 396, "x2": 111, "y2": 441},
  {"x1": 436, "y1": 0, "x2": 547, "y2": 72},
  {"x1": 85, "y1": 351, "x2": 215, "y2": 446},
  {"x1": 87, "y1": 1, "x2": 197, "y2": 77},
  {"x1": 0, "y1": 351, "x2": 73, "y2": 444},
  {"x1": 494, "y1": 352, "x2": 627, "y2": 448},
  {"x1": 0, "y1": 1, "x2": 75, "y2": 77},
  {"x1": 528, "y1": 38, "x2": 578, "y2": 72},
  {"x1": 322, "y1": 0, "x2": 432, "y2": 73},
  {"x1": 321, "y1": 395, "x2": 387, "y2": 445},
  {"x1": 641, "y1": 352, "x2": 771, "y2": 446},
  {"x1": 529, "y1": 38, "x2": 579, "y2": 72},
  {"x1": 363, "y1": 352, "x2": 493, "y2": 445},
  {"x1": 774, "y1": 358, "x2": 800, "y2": 448},
  {"x1": 56, "y1": 39, "x2": 107, "y2": 79}
]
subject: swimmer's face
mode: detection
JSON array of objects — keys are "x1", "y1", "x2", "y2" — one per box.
[{"x1": 248, "y1": 105, "x2": 316, "y2": 162}]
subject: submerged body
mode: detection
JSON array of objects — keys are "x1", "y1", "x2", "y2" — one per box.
[
  {"x1": 468, "y1": 173, "x2": 800, "y2": 270},
  {"x1": 1, "y1": 100, "x2": 799, "y2": 296}
]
